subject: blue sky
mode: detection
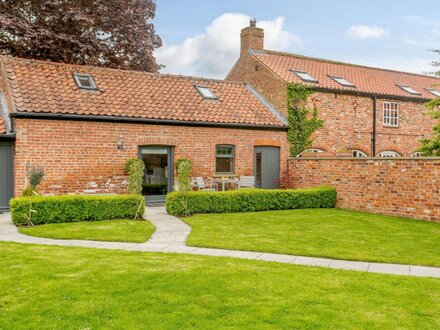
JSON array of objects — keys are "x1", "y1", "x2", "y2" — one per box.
[{"x1": 153, "y1": 0, "x2": 440, "y2": 78}]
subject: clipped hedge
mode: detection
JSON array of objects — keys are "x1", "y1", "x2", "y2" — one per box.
[
  {"x1": 166, "y1": 186, "x2": 336, "y2": 216},
  {"x1": 10, "y1": 194, "x2": 145, "y2": 226}
]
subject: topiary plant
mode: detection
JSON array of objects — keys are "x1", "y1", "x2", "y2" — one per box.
[
  {"x1": 175, "y1": 158, "x2": 193, "y2": 216},
  {"x1": 176, "y1": 158, "x2": 192, "y2": 192},
  {"x1": 125, "y1": 158, "x2": 145, "y2": 195}
]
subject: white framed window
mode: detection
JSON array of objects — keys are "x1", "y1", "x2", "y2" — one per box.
[
  {"x1": 383, "y1": 102, "x2": 399, "y2": 127},
  {"x1": 397, "y1": 85, "x2": 420, "y2": 95},
  {"x1": 195, "y1": 85, "x2": 217, "y2": 99},
  {"x1": 411, "y1": 152, "x2": 423, "y2": 157},
  {"x1": 291, "y1": 70, "x2": 319, "y2": 83},
  {"x1": 297, "y1": 149, "x2": 324, "y2": 157},
  {"x1": 352, "y1": 150, "x2": 367, "y2": 158},
  {"x1": 377, "y1": 151, "x2": 401, "y2": 158},
  {"x1": 329, "y1": 75, "x2": 355, "y2": 87},
  {"x1": 426, "y1": 88, "x2": 440, "y2": 97},
  {"x1": 73, "y1": 73, "x2": 98, "y2": 90}
]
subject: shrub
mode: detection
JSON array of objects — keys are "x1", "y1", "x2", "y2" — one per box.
[
  {"x1": 28, "y1": 166, "x2": 45, "y2": 189},
  {"x1": 175, "y1": 158, "x2": 192, "y2": 192},
  {"x1": 166, "y1": 186, "x2": 336, "y2": 216},
  {"x1": 21, "y1": 186, "x2": 35, "y2": 197},
  {"x1": 10, "y1": 194, "x2": 145, "y2": 226},
  {"x1": 125, "y1": 159, "x2": 145, "y2": 195}
]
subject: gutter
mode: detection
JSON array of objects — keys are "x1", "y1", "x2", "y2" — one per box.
[
  {"x1": 10, "y1": 112, "x2": 288, "y2": 131},
  {"x1": 312, "y1": 87, "x2": 431, "y2": 103}
]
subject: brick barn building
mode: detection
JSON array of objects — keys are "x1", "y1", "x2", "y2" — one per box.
[
  {"x1": 0, "y1": 56, "x2": 288, "y2": 207},
  {"x1": 227, "y1": 20, "x2": 440, "y2": 158}
]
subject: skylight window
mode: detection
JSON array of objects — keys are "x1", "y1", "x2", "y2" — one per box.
[
  {"x1": 195, "y1": 85, "x2": 217, "y2": 99},
  {"x1": 291, "y1": 70, "x2": 318, "y2": 83},
  {"x1": 397, "y1": 85, "x2": 420, "y2": 95},
  {"x1": 329, "y1": 75, "x2": 355, "y2": 87},
  {"x1": 427, "y1": 88, "x2": 440, "y2": 97},
  {"x1": 73, "y1": 74, "x2": 98, "y2": 90}
]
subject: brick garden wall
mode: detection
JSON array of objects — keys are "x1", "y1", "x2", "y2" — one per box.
[
  {"x1": 14, "y1": 118, "x2": 288, "y2": 196},
  {"x1": 288, "y1": 158, "x2": 440, "y2": 222}
]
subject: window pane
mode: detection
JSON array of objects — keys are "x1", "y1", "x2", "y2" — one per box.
[{"x1": 216, "y1": 158, "x2": 233, "y2": 173}]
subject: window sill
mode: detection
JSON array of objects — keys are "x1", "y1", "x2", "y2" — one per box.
[
  {"x1": 382, "y1": 125, "x2": 399, "y2": 128},
  {"x1": 213, "y1": 173, "x2": 236, "y2": 178}
]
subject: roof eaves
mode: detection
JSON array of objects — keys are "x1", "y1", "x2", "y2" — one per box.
[{"x1": 10, "y1": 112, "x2": 288, "y2": 131}]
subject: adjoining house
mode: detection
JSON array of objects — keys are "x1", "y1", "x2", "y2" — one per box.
[
  {"x1": 0, "y1": 56, "x2": 288, "y2": 205},
  {"x1": 227, "y1": 20, "x2": 440, "y2": 158}
]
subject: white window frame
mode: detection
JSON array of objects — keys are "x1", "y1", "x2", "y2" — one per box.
[
  {"x1": 328, "y1": 75, "x2": 355, "y2": 87},
  {"x1": 297, "y1": 149, "x2": 324, "y2": 157},
  {"x1": 195, "y1": 85, "x2": 217, "y2": 100},
  {"x1": 377, "y1": 151, "x2": 401, "y2": 158},
  {"x1": 291, "y1": 70, "x2": 319, "y2": 83},
  {"x1": 73, "y1": 73, "x2": 98, "y2": 90},
  {"x1": 426, "y1": 88, "x2": 440, "y2": 97},
  {"x1": 352, "y1": 150, "x2": 367, "y2": 158},
  {"x1": 410, "y1": 152, "x2": 423, "y2": 157},
  {"x1": 383, "y1": 102, "x2": 399, "y2": 127}
]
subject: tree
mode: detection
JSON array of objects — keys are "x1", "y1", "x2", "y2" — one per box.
[
  {"x1": 286, "y1": 83, "x2": 324, "y2": 157},
  {"x1": 0, "y1": 0, "x2": 162, "y2": 72},
  {"x1": 418, "y1": 50, "x2": 440, "y2": 156}
]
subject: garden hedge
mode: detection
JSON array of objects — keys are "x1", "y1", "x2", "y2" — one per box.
[
  {"x1": 10, "y1": 194, "x2": 145, "y2": 226},
  {"x1": 166, "y1": 186, "x2": 336, "y2": 216}
]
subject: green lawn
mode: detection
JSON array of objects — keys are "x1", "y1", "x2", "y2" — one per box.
[
  {"x1": 0, "y1": 242, "x2": 439, "y2": 329},
  {"x1": 183, "y1": 209, "x2": 440, "y2": 267},
  {"x1": 19, "y1": 220, "x2": 155, "y2": 243}
]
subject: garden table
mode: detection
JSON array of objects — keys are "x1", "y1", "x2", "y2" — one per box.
[{"x1": 213, "y1": 178, "x2": 239, "y2": 191}]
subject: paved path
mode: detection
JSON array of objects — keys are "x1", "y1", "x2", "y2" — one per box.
[{"x1": 1, "y1": 207, "x2": 440, "y2": 278}]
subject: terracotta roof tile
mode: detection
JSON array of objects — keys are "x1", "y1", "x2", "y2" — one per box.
[
  {"x1": 253, "y1": 51, "x2": 440, "y2": 99},
  {"x1": 0, "y1": 116, "x2": 5, "y2": 134},
  {"x1": 0, "y1": 56, "x2": 285, "y2": 127}
]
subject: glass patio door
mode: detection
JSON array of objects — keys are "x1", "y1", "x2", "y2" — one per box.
[{"x1": 139, "y1": 146, "x2": 173, "y2": 203}]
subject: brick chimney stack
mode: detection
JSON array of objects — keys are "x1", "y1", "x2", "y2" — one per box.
[{"x1": 240, "y1": 19, "x2": 264, "y2": 57}]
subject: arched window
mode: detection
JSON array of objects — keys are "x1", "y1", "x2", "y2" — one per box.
[
  {"x1": 377, "y1": 151, "x2": 401, "y2": 158},
  {"x1": 352, "y1": 150, "x2": 368, "y2": 158},
  {"x1": 297, "y1": 149, "x2": 324, "y2": 157},
  {"x1": 410, "y1": 152, "x2": 423, "y2": 157}
]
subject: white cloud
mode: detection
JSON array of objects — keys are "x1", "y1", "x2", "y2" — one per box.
[
  {"x1": 155, "y1": 13, "x2": 303, "y2": 78},
  {"x1": 346, "y1": 25, "x2": 388, "y2": 39}
]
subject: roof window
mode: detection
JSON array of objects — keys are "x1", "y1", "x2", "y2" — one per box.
[
  {"x1": 426, "y1": 88, "x2": 440, "y2": 97},
  {"x1": 291, "y1": 70, "x2": 318, "y2": 83},
  {"x1": 397, "y1": 85, "x2": 420, "y2": 95},
  {"x1": 329, "y1": 75, "x2": 355, "y2": 87},
  {"x1": 195, "y1": 85, "x2": 217, "y2": 99},
  {"x1": 73, "y1": 74, "x2": 98, "y2": 90}
]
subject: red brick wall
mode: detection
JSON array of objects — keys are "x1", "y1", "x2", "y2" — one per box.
[
  {"x1": 288, "y1": 158, "x2": 440, "y2": 222},
  {"x1": 227, "y1": 54, "x2": 436, "y2": 157},
  {"x1": 14, "y1": 118, "x2": 288, "y2": 195}
]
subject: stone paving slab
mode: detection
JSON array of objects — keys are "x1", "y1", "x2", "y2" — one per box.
[
  {"x1": 1, "y1": 208, "x2": 440, "y2": 279},
  {"x1": 368, "y1": 263, "x2": 410, "y2": 276}
]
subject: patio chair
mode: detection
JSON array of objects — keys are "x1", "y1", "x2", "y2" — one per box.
[
  {"x1": 193, "y1": 177, "x2": 218, "y2": 191},
  {"x1": 238, "y1": 176, "x2": 255, "y2": 189}
]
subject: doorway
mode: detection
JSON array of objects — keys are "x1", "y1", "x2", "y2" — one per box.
[
  {"x1": 254, "y1": 146, "x2": 280, "y2": 189},
  {"x1": 139, "y1": 146, "x2": 173, "y2": 203},
  {"x1": 0, "y1": 142, "x2": 14, "y2": 211}
]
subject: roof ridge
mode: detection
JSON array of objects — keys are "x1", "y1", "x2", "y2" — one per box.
[
  {"x1": 0, "y1": 55, "x2": 246, "y2": 86},
  {"x1": 257, "y1": 50, "x2": 440, "y2": 81}
]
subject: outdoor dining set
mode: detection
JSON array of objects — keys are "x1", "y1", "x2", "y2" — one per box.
[{"x1": 192, "y1": 176, "x2": 255, "y2": 191}]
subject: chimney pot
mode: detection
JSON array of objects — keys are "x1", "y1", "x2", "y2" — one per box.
[{"x1": 250, "y1": 18, "x2": 256, "y2": 27}]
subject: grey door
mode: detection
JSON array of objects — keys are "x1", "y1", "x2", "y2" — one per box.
[
  {"x1": 139, "y1": 146, "x2": 174, "y2": 203},
  {"x1": 254, "y1": 146, "x2": 280, "y2": 189},
  {"x1": 0, "y1": 143, "x2": 14, "y2": 210}
]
